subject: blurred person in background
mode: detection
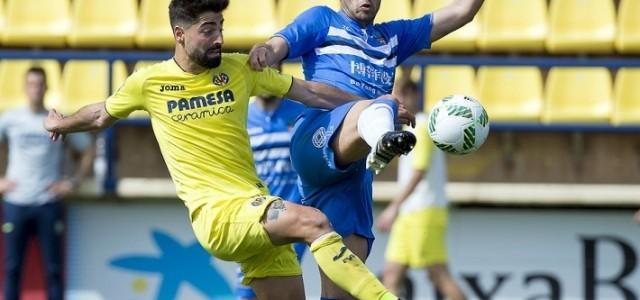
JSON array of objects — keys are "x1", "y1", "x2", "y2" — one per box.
[
  {"x1": 376, "y1": 74, "x2": 466, "y2": 300},
  {"x1": 0, "y1": 67, "x2": 94, "y2": 300},
  {"x1": 235, "y1": 91, "x2": 306, "y2": 299},
  {"x1": 634, "y1": 210, "x2": 640, "y2": 224}
]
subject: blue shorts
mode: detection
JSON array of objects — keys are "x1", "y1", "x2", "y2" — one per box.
[{"x1": 290, "y1": 101, "x2": 379, "y2": 253}]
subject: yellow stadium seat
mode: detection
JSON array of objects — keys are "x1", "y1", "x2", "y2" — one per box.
[
  {"x1": 546, "y1": 0, "x2": 615, "y2": 54},
  {"x1": 277, "y1": 0, "x2": 339, "y2": 28},
  {"x1": 0, "y1": 60, "x2": 62, "y2": 112},
  {"x1": 615, "y1": 0, "x2": 640, "y2": 54},
  {"x1": 477, "y1": 67, "x2": 543, "y2": 122},
  {"x1": 414, "y1": 0, "x2": 480, "y2": 52},
  {"x1": 0, "y1": 0, "x2": 5, "y2": 39},
  {"x1": 423, "y1": 65, "x2": 476, "y2": 111},
  {"x1": 59, "y1": 60, "x2": 127, "y2": 115},
  {"x1": 67, "y1": 0, "x2": 137, "y2": 48},
  {"x1": 224, "y1": 0, "x2": 276, "y2": 49},
  {"x1": 376, "y1": 0, "x2": 411, "y2": 23},
  {"x1": 612, "y1": 68, "x2": 640, "y2": 124},
  {"x1": 477, "y1": 0, "x2": 547, "y2": 53},
  {"x1": 2, "y1": 0, "x2": 70, "y2": 47},
  {"x1": 281, "y1": 63, "x2": 304, "y2": 80},
  {"x1": 543, "y1": 67, "x2": 612, "y2": 123},
  {"x1": 136, "y1": 0, "x2": 173, "y2": 49}
]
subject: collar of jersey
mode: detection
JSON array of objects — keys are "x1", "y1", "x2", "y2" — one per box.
[{"x1": 169, "y1": 57, "x2": 213, "y2": 77}]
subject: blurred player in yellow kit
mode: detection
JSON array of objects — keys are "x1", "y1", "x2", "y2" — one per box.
[
  {"x1": 377, "y1": 77, "x2": 466, "y2": 300},
  {"x1": 43, "y1": 0, "x2": 405, "y2": 299}
]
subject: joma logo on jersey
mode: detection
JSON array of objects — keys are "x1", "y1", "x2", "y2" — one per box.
[
  {"x1": 166, "y1": 90, "x2": 235, "y2": 113},
  {"x1": 159, "y1": 84, "x2": 186, "y2": 92}
]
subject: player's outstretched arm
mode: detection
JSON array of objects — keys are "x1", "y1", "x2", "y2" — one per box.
[
  {"x1": 286, "y1": 78, "x2": 364, "y2": 109},
  {"x1": 249, "y1": 37, "x2": 289, "y2": 71},
  {"x1": 430, "y1": 0, "x2": 484, "y2": 43},
  {"x1": 376, "y1": 169, "x2": 425, "y2": 232},
  {"x1": 43, "y1": 102, "x2": 118, "y2": 141}
]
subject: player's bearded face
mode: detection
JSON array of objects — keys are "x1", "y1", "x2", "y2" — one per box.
[
  {"x1": 186, "y1": 13, "x2": 224, "y2": 68},
  {"x1": 189, "y1": 43, "x2": 222, "y2": 69}
]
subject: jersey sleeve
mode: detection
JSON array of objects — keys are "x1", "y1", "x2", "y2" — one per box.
[
  {"x1": 411, "y1": 121, "x2": 433, "y2": 171},
  {"x1": 382, "y1": 14, "x2": 433, "y2": 64},
  {"x1": 105, "y1": 71, "x2": 146, "y2": 119},
  {"x1": 274, "y1": 6, "x2": 332, "y2": 59},
  {"x1": 251, "y1": 67, "x2": 293, "y2": 97}
]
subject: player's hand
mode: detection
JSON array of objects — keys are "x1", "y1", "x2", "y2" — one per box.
[
  {"x1": 634, "y1": 209, "x2": 640, "y2": 224},
  {"x1": 0, "y1": 178, "x2": 17, "y2": 194},
  {"x1": 249, "y1": 43, "x2": 275, "y2": 71},
  {"x1": 48, "y1": 180, "x2": 76, "y2": 198},
  {"x1": 376, "y1": 202, "x2": 400, "y2": 232},
  {"x1": 397, "y1": 104, "x2": 416, "y2": 128},
  {"x1": 377, "y1": 94, "x2": 416, "y2": 128},
  {"x1": 44, "y1": 109, "x2": 65, "y2": 142}
]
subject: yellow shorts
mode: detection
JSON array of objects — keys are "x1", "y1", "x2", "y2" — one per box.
[
  {"x1": 385, "y1": 207, "x2": 448, "y2": 268},
  {"x1": 191, "y1": 195, "x2": 301, "y2": 285}
]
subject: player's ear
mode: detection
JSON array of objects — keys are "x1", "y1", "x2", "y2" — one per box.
[{"x1": 174, "y1": 26, "x2": 185, "y2": 45}]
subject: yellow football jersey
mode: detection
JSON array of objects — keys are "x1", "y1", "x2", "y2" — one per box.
[{"x1": 106, "y1": 54, "x2": 293, "y2": 213}]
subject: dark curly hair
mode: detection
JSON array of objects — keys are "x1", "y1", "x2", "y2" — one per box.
[{"x1": 169, "y1": 0, "x2": 229, "y2": 28}]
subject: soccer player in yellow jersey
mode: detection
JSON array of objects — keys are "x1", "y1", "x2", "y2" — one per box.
[{"x1": 43, "y1": 1, "x2": 405, "y2": 299}]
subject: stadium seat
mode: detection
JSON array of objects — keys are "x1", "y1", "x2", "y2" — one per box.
[
  {"x1": 376, "y1": 0, "x2": 411, "y2": 23},
  {"x1": 223, "y1": 0, "x2": 276, "y2": 49},
  {"x1": 477, "y1": 0, "x2": 547, "y2": 53},
  {"x1": 60, "y1": 60, "x2": 127, "y2": 115},
  {"x1": 277, "y1": 0, "x2": 339, "y2": 28},
  {"x1": 477, "y1": 67, "x2": 543, "y2": 122},
  {"x1": 136, "y1": 0, "x2": 173, "y2": 49},
  {"x1": 546, "y1": 0, "x2": 616, "y2": 54},
  {"x1": 612, "y1": 68, "x2": 640, "y2": 124},
  {"x1": 2, "y1": 0, "x2": 70, "y2": 47},
  {"x1": 67, "y1": 0, "x2": 137, "y2": 48},
  {"x1": 543, "y1": 67, "x2": 612, "y2": 123},
  {"x1": 281, "y1": 63, "x2": 304, "y2": 80},
  {"x1": 414, "y1": 0, "x2": 479, "y2": 52},
  {"x1": 0, "y1": 60, "x2": 62, "y2": 112},
  {"x1": 423, "y1": 65, "x2": 476, "y2": 111},
  {"x1": 0, "y1": 0, "x2": 5, "y2": 39},
  {"x1": 615, "y1": 0, "x2": 640, "y2": 54}
]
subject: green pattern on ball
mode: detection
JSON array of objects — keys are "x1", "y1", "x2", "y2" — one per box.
[
  {"x1": 463, "y1": 125, "x2": 476, "y2": 151},
  {"x1": 446, "y1": 105, "x2": 472, "y2": 118},
  {"x1": 429, "y1": 107, "x2": 440, "y2": 133},
  {"x1": 433, "y1": 141, "x2": 457, "y2": 154},
  {"x1": 478, "y1": 108, "x2": 489, "y2": 127}
]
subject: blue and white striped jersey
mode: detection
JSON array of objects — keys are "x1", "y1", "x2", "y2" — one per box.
[
  {"x1": 275, "y1": 6, "x2": 433, "y2": 99},
  {"x1": 247, "y1": 99, "x2": 306, "y2": 202}
]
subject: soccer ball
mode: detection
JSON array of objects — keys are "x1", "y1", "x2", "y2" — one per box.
[{"x1": 427, "y1": 95, "x2": 490, "y2": 155}]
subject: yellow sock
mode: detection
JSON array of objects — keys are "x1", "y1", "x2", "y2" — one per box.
[{"x1": 310, "y1": 232, "x2": 397, "y2": 300}]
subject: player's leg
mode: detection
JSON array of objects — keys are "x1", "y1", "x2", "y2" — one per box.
[
  {"x1": 382, "y1": 208, "x2": 413, "y2": 296},
  {"x1": 2, "y1": 202, "x2": 30, "y2": 300},
  {"x1": 426, "y1": 264, "x2": 466, "y2": 300},
  {"x1": 259, "y1": 199, "x2": 397, "y2": 300},
  {"x1": 332, "y1": 99, "x2": 416, "y2": 174},
  {"x1": 35, "y1": 202, "x2": 64, "y2": 300},
  {"x1": 382, "y1": 261, "x2": 409, "y2": 295},
  {"x1": 317, "y1": 234, "x2": 369, "y2": 299}
]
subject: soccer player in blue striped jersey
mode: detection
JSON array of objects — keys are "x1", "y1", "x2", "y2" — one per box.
[
  {"x1": 250, "y1": 0, "x2": 484, "y2": 299},
  {"x1": 236, "y1": 94, "x2": 306, "y2": 300}
]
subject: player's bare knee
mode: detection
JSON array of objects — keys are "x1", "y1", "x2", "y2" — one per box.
[{"x1": 298, "y1": 207, "x2": 332, "y2": 243}]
